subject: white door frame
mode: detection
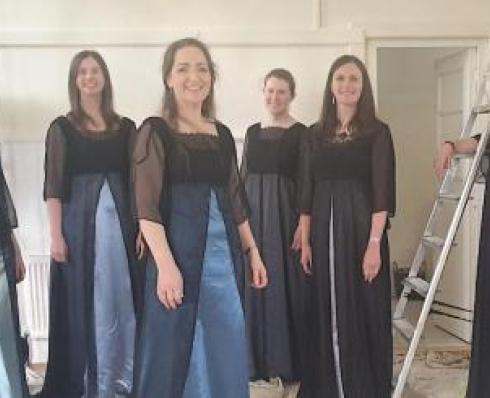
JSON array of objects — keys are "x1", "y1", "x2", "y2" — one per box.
[{"x1": 366, "y1": 38, "x2": 489, "y2": 107}]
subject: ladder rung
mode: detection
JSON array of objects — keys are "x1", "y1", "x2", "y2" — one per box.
[
  {"x1": 438, "y1": 193, "x2": 460, "y2": 202},
  {"x1": 422, "y1": 235, "x2": 444, "y2": 248},
  {"x1": 473, "y1": 104, "x2": 490, "y2": 114},
  {"x1": 393, "y1": 318, "x2": 415, "y2": 342},
  {"x1": 422, "y1": 234, "x2": 457, "y2": 249},
  {"x1": 402, "y1": 277, "x2": 430, "y2": 297},
  {"x1": 453, "y1": 153, "x2": 473, "y2": 161}
]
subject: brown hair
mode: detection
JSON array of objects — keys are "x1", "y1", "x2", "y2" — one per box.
[
  {"x1": 264, "y1": 68, "x2": 296, "y2": 98},
  {"x1": 161, "y1": 38, "x2": 216, "y2": 126},
  {"x1": 67, "y1": 50, "x2": 119, "y2": 130},
  {"x1": 318, "y1": 54, "x2": 376, "y2": 137}
]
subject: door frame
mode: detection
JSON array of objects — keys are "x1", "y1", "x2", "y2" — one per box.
[{"x1": 366, "y1": 38, "x2": 489, "y2": 107}]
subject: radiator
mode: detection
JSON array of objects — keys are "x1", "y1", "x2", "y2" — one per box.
[{"x1": 20, "y1": 254, "x2": 50, "y2": 364}]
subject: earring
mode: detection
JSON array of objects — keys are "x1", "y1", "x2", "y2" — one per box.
[{"x1": 332, "y1": 96, "x2": 336, "y2": 105}]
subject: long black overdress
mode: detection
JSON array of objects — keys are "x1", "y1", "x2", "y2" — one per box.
[
  {"x1": 241, "y1": 123, "x2": 308, "y2": 381},
  {"x1": 298, "y1": 122, "x2": 395, "y2": 398},
  {"x1": 39, "y1": 117, "x2": 140, "y2": 398},
  {"x1": 466, "y1": 135, "x2": 490, "y2": 398},
  {"x1": 132, "y1": 117, "x2": 250, "y2": 398},
  {"x1": 0, "y1": 160, "x2": 30, "y2": 398}
]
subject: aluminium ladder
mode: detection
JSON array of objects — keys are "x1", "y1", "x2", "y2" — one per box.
[{"x1": 392, "y1": 73, "x2": 490, "y2": 398}]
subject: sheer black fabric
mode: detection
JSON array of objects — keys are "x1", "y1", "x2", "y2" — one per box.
[
  {"x1": 467, "y1": 132, "x2": 490, "y2": 397},
  {"x1": 0, "y1": 158, "x2": 30, "y2": 397},
  {"x1": 0, "y1": 159, "x2": 17, "y2": 237},
  {"x1": 299, "y1": 121, "x2": 396, "y2": 217},
  {"x1": 43, "y1": 116, "x2": 136, "y2": 201},
  {"x1": 240, "y1": 122, "x2": 308, "y2": 382},
  {"x1": 132, "y1": 117, "x2": 249, "y2": 225},
  {"x1": 240, "y1": 123, "x2": 304, "y2": 178},
  {"x1": 40, "y1": 115, "x2": 140, "y2": 398},
  {"x1": 298, "y1": 120, "x2": 395, "y2": 398}
]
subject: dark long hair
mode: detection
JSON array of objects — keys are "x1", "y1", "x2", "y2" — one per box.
[
  {"x1": 161, "y1": 38, "x2": 216, "y2": 126},
  {"x1": 67, "y1": 50, "x2": 119, "y2": 130},
  {"x1": 318, "y1": 54, "x2": 376, "y2": 137}
]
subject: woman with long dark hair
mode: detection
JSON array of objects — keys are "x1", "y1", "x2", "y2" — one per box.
[
  {"x1": 241, "y1": 68, "x2": 307, "y2": 384},
  {"x1": 39, "y1": 50, "x2": 141, "y2": 398},
  {"x1": 298, "y1": 54, "x2": 395, "y2": 397},
  {"x1": 0, "y1": 158, "x2": 29, "y2": 397},
  {"x1": 132, "y1": 38, "x2": 267, "y2": 398}
]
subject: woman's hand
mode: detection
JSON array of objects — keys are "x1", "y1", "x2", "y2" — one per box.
[
  {"x1": 51, "y1": 233, "x2": 68, "y2": 263},
  {"x1": 434, "y1": 142, "x2": 454, "y2": 180},
  {"x1": 14, "y1": 249, "x2": 25, "y2": 283},
  {"x1": 157, "y1": 263, "x2": 184, "y2": 310},
  {"x1": 300, "y1": 243, "x2": 312, "y2": 275},
  {"x1": 135, "y1": 230, "x2": 146, "y2": 260},
  {"x1": 362, "y1": 240, "x2": 381, "y2": 283},
  {"x1": 291, "y1": 224, "x2": 302, "y2": 251},
  {"x1": 248, "y1": 248, "x2": 268, "y2": 289}
]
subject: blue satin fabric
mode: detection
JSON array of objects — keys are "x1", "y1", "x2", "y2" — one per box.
[
  {"x1": 0, "y1": 253, "x2": 23, "y2": 398},
  {"x1": 88, "y1": 181, "x2": 135, "y2": 397},
  {"x1": 182, "y1": 190, "x2": 249, "y2": 398},
  {"x1": 134, "y1": 188, "x2": 248, "y2": 398}
]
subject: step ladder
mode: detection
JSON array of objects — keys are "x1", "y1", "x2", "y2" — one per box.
[{"x1": 392, "y1": 74, "x2": 490, "y2": 398}]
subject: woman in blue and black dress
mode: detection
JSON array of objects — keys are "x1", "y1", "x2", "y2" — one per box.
[
  {"x1": 40, "y1": 50, "x2": 141, "y2": 398},
  {"x1": 132, "y1": 38, "x2": 268, "y2": 398},
  {"x1": 299, "y1": 55, "x2": 395, "y2": 398},
  {"x1": 0, "y1": 157, "x2": 29, "y2": 398},
  {"x1": 241, "y1": 68, "x2": 307, "y2": 384}
]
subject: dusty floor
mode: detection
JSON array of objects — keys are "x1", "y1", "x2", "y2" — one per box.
[{"x1": 27, "y1": 302, "x2": 471, "y2": 398}]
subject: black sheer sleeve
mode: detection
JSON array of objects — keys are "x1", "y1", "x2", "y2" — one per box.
[
  {"x1": 298, "y1": 126, "x2": 314, "y2": 215},
  {"x1": 220, "y1": 124, "x2": 249, "y2": 225},
  {"x1": 43, "y1": 120, "x2": 67, "y2": 200},
  {"x1": 132, "y1": 121, "x2": 165, "y2": 225},
  {"x1": 0, "y1": 159, "x2": 18, "y2": 229},
  {"x1": 371, "y1": 123, "x2": 396, "y2": 217},
  {"x1": 239, "y1": 128, "x2": 250, "y2": 180}
]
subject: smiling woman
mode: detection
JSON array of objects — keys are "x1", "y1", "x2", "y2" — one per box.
[
  {"x1": 298, "y1": 55, "x2": 395, "y2": 398},
  {"x1": 241, "y1": 68, "x2": 308, "y2": 385},
  {"x1": 39, "y1": 50, "x2": 140, "y2": 398},
  {"x1": 132, "y1": 38, "x2": 268, "y2": 398}
]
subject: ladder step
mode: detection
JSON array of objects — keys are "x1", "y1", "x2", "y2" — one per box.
[
  {"x1": 402, "y1": 277, "x2": 430, "y2": 297},
  {"x1": 422, "y1": 235, "x2": 445, "y2": 248},
  {"x1": 473, "y1": 104, "x2": 490, "y2": 114},
  {"x1": 422, "y1": 234, "x2": 457, "y2": 249},
  {"x1": 453, "y1": 153, "x2": 473, "y2": 161},
  {"x1": 393, "y1": 318, "x2": 415, "y2": 341},
  {"x1": 438, "y1": 193, "x2": 460, "y2": 202}
]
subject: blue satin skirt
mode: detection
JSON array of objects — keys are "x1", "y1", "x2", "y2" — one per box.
[
  {"x1": 182, "y1": 191, "x2": 249, "y2": 398},
  {"x1": 88, "y1": 181, "x2": 135, "y2": 397},
  {"x1": 135, "y1": 190, "x2": 249, "y2": 398},
  {"x1": 0, "y1": 253, "x2": 23, "y2": 398}
]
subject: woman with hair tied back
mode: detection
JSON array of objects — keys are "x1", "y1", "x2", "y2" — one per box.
[
  {"x1": 241, "y1": 68, "x2": 308, "y2": 387},
  {"x1": 132, "y1": 38, "x2": 267, "y2": 398},
  {"x1": 298, "y1": 55, "x2": 395, "y2": 397},
  {"x1": 39, "y1": 50, "x2": 142, "y2": 398}
]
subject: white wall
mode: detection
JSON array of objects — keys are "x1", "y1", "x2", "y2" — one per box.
[
  {"x1": 323, "y1": 0, "x2": 490, "y2": 35},
  {"x1": 377, "y1": 47, "x2": 466, "y2": 267},
  {"x1": 1, "y1": 38, "x2": 357, "y2": 254}
]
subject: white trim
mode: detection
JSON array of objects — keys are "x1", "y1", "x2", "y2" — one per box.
[
  {"x1": 363, "y1": 24, "x2": 490, "y2": 40},
  {"x1": 366, "y1": 37, "x2": 490, "y2": 105},
  {"x1": 0, "y1": 27, "x2": 365, "y2": 47}
]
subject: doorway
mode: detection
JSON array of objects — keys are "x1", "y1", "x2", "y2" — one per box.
[{"x1": 375, "y1": 46, "x2": 484, "y2": 342}]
